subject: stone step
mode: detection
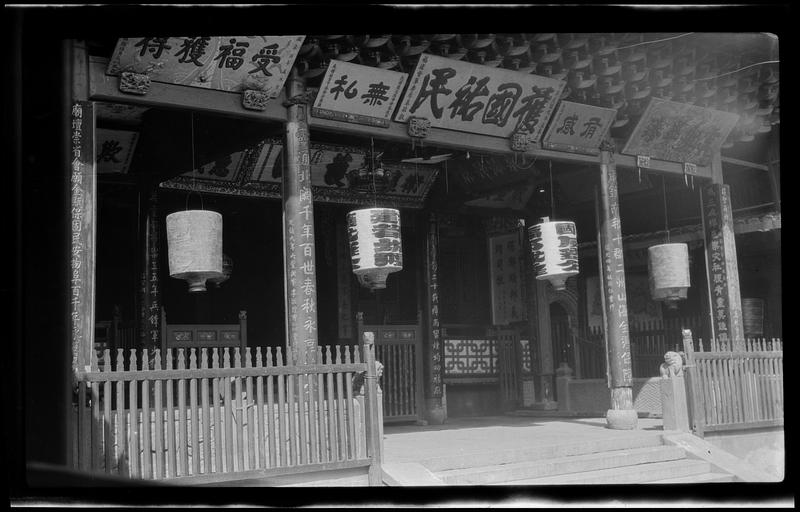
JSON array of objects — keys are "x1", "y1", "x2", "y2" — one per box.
[
  {"x1": 436, "y1": 445, "x2": 686, "y2": 485},
  {"x1": 502, "y1": 459, "x2": 714, "y2": 485},
  {"x1": 421, "y1": 434, "x2": 665, "y2": 472},
  {"x1": 649, "y1": 472, "x2": 736, "y2": 484}
]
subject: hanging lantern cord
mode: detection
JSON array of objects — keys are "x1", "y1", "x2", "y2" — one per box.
[
  {"x1": 662, "y1": 175, "x2": 670, "y2": 243},
  {"x1": 370, "y1": 137, "x2": 378, "y2": 207},
  {"x1": 186, "y1": 112, "x2": 204, "y2": 212},
  {"x1": 549, "y1": 160, "x2": 555, "y2": 220}
]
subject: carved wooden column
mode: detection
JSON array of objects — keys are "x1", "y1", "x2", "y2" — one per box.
[
  {"x1": 598, "y1": 141, "x2": 637, "y2": 430},
  {"x1": 138, "y1": 186, "x2": 162, "y2": 352},
  {"x1": 701, "y1": 154, "x2": 745, "y2": 350},
  {"x1": 423, "y1": 212, "x2": 446, "y2": 424},
  {"x1": 283, "y1": 69, "x2": 318, "y2": 364},
  {"x1": 533, "y1": 279, "x2": 556, "y2": 405}
]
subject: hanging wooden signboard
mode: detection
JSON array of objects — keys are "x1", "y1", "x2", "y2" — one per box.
[
  {"x1": 464, "y1": 182, "x2": 536, "y2": 211},
  {"x1": 96, "y1": 129, "x2": 139, "y2": 174},
  {"x1": 160, "y1": 139, "x2": 440, "y2": 208},
  {"x1": 106, "y1": 36, "x2": 305, "y2": 96},
  {"x1": 394, "y1": 54, "x2": 565, "y2": 142},
  {"x1": 541, "y1": 101, "x2": 617, "y2": 155},
  {"x1": 622, "y1": 98, "x2": 739, "y2": 166},
  {"x1": 312, "y1": 60, "x2": 408, "y2": 128}
]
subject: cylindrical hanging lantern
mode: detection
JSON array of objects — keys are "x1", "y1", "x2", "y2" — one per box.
[
  {"x1": 648, "y1": 243, "x2": 690, "y2": 309},
  {"x1": 347, "y1": 208, "x2": 403, "y2": 290},
  {"x1": 166, "y1": 210, "x2": 223, "y2": 293},
  {"x1": 528, "y1": 216, "x2": 579, "y2": 291},
  {"x1": 742, "y1": 298, "x2": 765, "y2": 336},
  {"x1": 209, "y1": 253, "x2": 233, "y2": 286}
]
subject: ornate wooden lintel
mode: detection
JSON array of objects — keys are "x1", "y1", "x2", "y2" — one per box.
[{"x1": 119, "y1": 71, "x2": 151, "y2": 95}]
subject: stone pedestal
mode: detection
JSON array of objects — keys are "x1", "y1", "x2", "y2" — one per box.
[
  {"x1": 556, "y1": 362, "x2": 574, "y2": 412},
  {"x1": 425, "y1": 397, "x2": 447, "y2": 425},
  {"x1": 660, "y1": 375, "x2": 690, "y2": 432}
]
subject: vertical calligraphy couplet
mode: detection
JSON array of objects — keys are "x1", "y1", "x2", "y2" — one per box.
[
  {"x1": 599, "y1": 144, "x2": 637, "y2": 429},
  {"x1": 600, "y1": 147, "x2": 632, "y2": 389},
  {"x1": 283, "y1": 73, "x2": 318, "y2": 365},
  {"x1": 702, "y1": 183, "x2": 745, "y2": 349},
  {"x1": 426, "y1": 213, "x2": 443, "y2": 400},
  {"x1": 139, "y1": 188, "x2": 162, "y2": 352},
  {"x1": 70, "y1": 101, "x2": 97, "y2": 373}
]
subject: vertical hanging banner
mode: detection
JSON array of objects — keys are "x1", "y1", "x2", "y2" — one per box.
[
  {"x1": 702, "y1": 183, "x2": 745, "y2": 347},
  {"x1": 312, "y1": 60, "x2": 408, "y2": 128},
  {"x1": 394, "y1": 54, "x2": 565, "y2": 141},
  {"x1": 541, "y1": 101, "x2": 617, "y2": 155},
  {"x1": 70, "y1": 101, "x2": 97, "y2": 373},
  {"x1": 106, "y1": 36, "x2": 305, "y2": 96}
]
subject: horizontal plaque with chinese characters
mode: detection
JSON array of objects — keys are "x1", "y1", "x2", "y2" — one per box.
[
  {"x1": 106, "y1": 36, "x2": 305, "y2": 96},
  {"x1": 96, "y1": 129, "x2": 139, "y2": 173},
  {"x1": 160, "y1": 139, "x2": 439, "y2": 208},
  {"x1": 622, "y1": 98, "x2": 739, "y2": 166},
  {"x1": 312, "y1": 60, "x2": 408, "y2": 128},
  {"x1": 394, "y1": 54, "x2": 565, "y2": 141},
  {"x1": 542, "y1": 101, "x2": 617, "y2": 155}
]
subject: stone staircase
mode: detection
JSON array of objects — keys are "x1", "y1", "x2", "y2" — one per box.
[{"x1": 413, "y1": 434, "x2": 735, "y2": 485}]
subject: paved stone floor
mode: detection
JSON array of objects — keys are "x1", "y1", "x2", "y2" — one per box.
[{"x1": 383, "y1": 415, "x2": 666, "y2": 464}]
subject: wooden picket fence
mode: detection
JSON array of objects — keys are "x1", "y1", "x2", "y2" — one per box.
[
  {"x1": 580, "y1": 316, "x2": 706, "y2": 378},
  {"x1": 72, "y1": 343, "x2": 383, "y2": 485},
  {"x1": 683, "y1": 335, "x2": 783, "y2": 437}
]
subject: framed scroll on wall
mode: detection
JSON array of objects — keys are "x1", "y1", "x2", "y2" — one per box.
[{"x1": 488, "y1": 231, "x2": 526, "y2": 326}]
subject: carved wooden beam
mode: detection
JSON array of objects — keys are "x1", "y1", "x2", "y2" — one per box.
[{"x1": 88, "y1": 56, "x2": 712, "y2": 179}]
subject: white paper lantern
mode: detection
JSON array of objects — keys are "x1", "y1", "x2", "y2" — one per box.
[
  {"x1": 347, "y1": 208, "x2": 403, "y2": 290},
  {"x1": 648, "y1": 243, "x2": 690, "y2": 309},
  {"x1": 528, "y1": 217, "x2": 579, "y2": 291},
  {"x1": 742, "y1": 298, "x2": 765, "y2": 336},
  {"x1": 166, "y1": 210, "x2": 223, "y2": 293},
  {"x1": 209, "y1": 253, "x2": 233, "y2": 286}
]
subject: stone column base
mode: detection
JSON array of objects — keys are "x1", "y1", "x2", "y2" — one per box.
[
  {"x1": 606, "y1": 408, "x2": 638, "y2": 430},
  {"x1": 425, "y1": 397, "x2": 447, "y2": 425}
]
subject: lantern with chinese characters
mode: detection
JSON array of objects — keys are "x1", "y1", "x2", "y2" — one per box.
[
  {"x1": 347, "y1": 208, "x2": 403, "y2": 290},
  {"x1": 528, "y1": 217, "x2": 579, "y2": 291},
  {"x1": 209, "y1": 253, "x2": 233, "y2": 287},
  {"x1": 166, "y1": 210, "x2": 223, "y2": 293},
  {"x1": 648, "y1": 243, "x2": 690, "y2": 309},
  {"x1": 742, "y1": 298, "x2": 765, "y2": 336}
]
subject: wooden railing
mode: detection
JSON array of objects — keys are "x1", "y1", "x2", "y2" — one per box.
[
  {"x1": 442, "y1": 324, "x2": 498, "y2": 381},
  {"x1": 582, "y1": 316, "x2": 706, "y2": 378},
  {"x1": 358, "y1": 321, "x2": 424, "y2": 423},
  {"x1": 684, "y1": 335, "x2": 783, "y2": 437},
  {"x1": 72, "y1": 342, "x2": 383, "y2": 485}
]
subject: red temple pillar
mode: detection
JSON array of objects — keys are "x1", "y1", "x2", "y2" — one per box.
[
  {"x1": 598, "y1": 141, "x2": 637, "y2": 430},
  {"x1": 282, "y1": 70, "x2": 319, "y2": 364},
  {"x1": 701, "y1": 154, "x2": 745, "y2": 349},
  {"x1": 423, "y1": 212, "x2": 446, "y2": 424}
]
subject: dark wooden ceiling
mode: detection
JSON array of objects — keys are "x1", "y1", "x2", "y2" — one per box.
[{"x1": 91, "y1": 32, "x2": 779, "y2": 156}]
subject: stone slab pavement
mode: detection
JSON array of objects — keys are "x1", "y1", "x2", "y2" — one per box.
[{"x1": 383, "y1": 415, "x2": 666, "y2": 464}]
